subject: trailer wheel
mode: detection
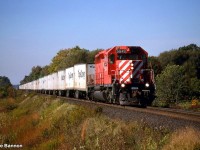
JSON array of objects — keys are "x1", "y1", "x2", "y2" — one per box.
[
  {"x1": 86, "y1": 92, "x2": 91, "y2": 100},
  {"x1": 59, "y1": 91, "x2": 62, "y2": 96},
  {"x1": 66, "y1": 90, "x2": 70, "y2": 97},
  {"x1": 90, "y1": 92, "x2": 95, "y2": 101},
  {"x1": 75, "y1": 90, "x2": 80, "y2": 99}
]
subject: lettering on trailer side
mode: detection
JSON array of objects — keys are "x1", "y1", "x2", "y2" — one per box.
[
  {"x1": 61, "y1": 75, "x2": 65, "y2": 80},
  {"x1": 78, "y1": 70, "x2": 85, "y2": 78},
  {"x1": 68, "y1": 72, "x2": 73, "y2": 79}
]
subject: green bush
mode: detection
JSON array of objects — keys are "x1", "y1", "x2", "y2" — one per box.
[{"x1": 156, "y1": 65, "x2": 185, "y2": 106}]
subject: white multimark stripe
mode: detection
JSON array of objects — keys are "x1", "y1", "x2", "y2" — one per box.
[
  {"x1": 119, "y1": 60, "x2": 132, "y2": 82},
  {"x1": 132, "y1": 61, "x2": 143, "y2": 77},
  {"x1": 120, "y1": 60, "x2": 132, "y2": 81},
  {"x1": 122, "y1": 63, "x2": 132, "y2": 80},
  {"x1": 119, "y1": 60, "x2": 126, "y2": 68},
  {"x1": 119, "y1": 60, "x2": 132, "y2": 69},
  {"x1": 123, "y1": 72, "x2": 130, "y2": 81},
  {"x1": 120, "y1": 61, "x2": 130, "y2": 72},
  {"x1": 122, "y1": 71, "x2": 130, "y2": 79},
  {"x1": 120, "y1": 72, "x2": 129, "y2": 82}
]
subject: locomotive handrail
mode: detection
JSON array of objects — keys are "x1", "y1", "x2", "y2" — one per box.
[{"x1": 111, "y1": 70, "x2": 117, "y2": 79}]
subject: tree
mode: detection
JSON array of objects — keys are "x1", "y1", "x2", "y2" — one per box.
[
  {"x1": 48, "y1": 46, "x2": 102, "y2": 73},
  {"x1": 158, "y1": 44, "x2": 200, "y2": 78},
  {"x1": 30, "y1": 66, "x2": 43, "y2": 80},
  {"x1": 156, "y1": 65, "x2": 185, "y2": 105},
  {"x1": 20, "y1": 66, "x2": 43, "y2": 84},
  {"x1": 0, "y1": 76, "x2": 11, "y2": 87},
  {"x1": 87, "y1": 49, "x2": 102, "y2": 63},
  {"x1": 0, "y1": 76, "x2": 12, "y2": 98},
  {"x1": 188, "y1": 78, "x2": 200, "y2": 99},
  {"x1": 158, "y1": 50, "x2": 176, "y2": 69},
  {"x1": 40, "y1": 65, "x2": 50, "y2": 77},
  {"x1": 148, "y1": 56, "x2": 162, "y2": 77}
]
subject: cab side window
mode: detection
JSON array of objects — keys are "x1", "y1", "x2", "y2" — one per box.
[{"x1": 109, "y1": 54, "x2": 115, "y2": 64}]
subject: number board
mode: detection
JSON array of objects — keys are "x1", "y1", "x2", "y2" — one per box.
[{"x1": 116, "y1": 49, "x2": 126, "y2": 53}]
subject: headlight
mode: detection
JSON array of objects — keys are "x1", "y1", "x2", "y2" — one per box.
[
  {"x1": 145, "y1": 83, "x2": 149, "y2": 87},
  {"x1": 130, "y1": 63, "x2": 134, "y2": 66},
  {"x1": 121, "y1": 83, "x2": 125, "y2": 88}
]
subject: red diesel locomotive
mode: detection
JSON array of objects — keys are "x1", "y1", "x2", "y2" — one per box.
[{"x1": 89, "y1": 46, "x2": 155, "y2": 107}]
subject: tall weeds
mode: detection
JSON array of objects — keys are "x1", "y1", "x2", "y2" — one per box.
[{"x1": 0, "y1": 91, "x2": 199, "y2": 150}]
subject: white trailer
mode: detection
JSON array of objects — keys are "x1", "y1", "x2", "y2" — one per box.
[
  {"x1": 74, "y1": 64, "x2": 95, "y2": 98},
  {"x1": 35, "y1": 79, "x2": 39, "y2": 90},
  {"x1": 19, "y1": 84, "x2": 23, "y2": 90},
  {"x1": 42, "y1": 77, "x2": 45, "y2": 90},
  {"x1": 57, "y1": 70, "x2": 66, "y2": 96},
  {"x1": 65, "y1": 67, "x2": 74, "y2": 97},
  {"x1": 48, "y1": 74, "x2": 53, "y2": 90},
  {"x1": 65, "y1": 67, "x2": 74, "y2": 89},
  {"x1": 52, "y1": 72, "x2": 58, "y2": 90},
  {"x1": 24, "y1": 83, "x2": 27, "y2": 90},
  {"x1": 39, "y1": 77, "x2": 44, "y2": 91},
  {"x1": 27, "y1": 82, "x2": 31, "y2": 90},
  {"x1": 47, "y1": 73, "x2": 58, "y2": 95},
  {"x1": 38, "y1": 77, "x2": 47, "y2": 93},
  {"x1": 30, "y1": 82, "x2": 33, "y2": 90},
  {"x1": 33, "y1": 81, "x2": 36, "y2": 90},
  {"x1": 58, "y1": 70, "x2": 66, "y2": 90},
  {"x1": 43, "y1": 76, "x2": 48, "y2": 91}
]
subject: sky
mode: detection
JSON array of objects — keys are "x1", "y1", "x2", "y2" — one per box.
[{"x1": 0, "y1": 0, "x2": 200, "y2": 85}]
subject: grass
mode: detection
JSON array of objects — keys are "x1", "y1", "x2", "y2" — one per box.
[
  {"x1": 152, "y1": 98, "x2": 200, "y2": 112},
  {"x1": 0, "y1": 91, "x2": 199, "y2": 150},
  {"x1": 163, "y1": 127, "x2": 200, "y2": 150}
]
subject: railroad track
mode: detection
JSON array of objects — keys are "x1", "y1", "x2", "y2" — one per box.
[
  {"x1": 57, "y1": 96, "x2": 200, "y2": 122},
  {"x1": 147, "y1": 106, "x2": 200, "y2": 121},
  {"x1": 44, "y1": 94, "x2": 200, "y2": 130}
]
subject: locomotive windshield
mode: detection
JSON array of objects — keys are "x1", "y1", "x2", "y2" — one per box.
[{"x1": 117, "y1": 54, "x2": 138, "y2": 60}]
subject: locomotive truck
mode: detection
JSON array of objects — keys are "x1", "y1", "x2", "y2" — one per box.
[{"x1": 19, "y1": 46, "x2": 155, "y2": 107}]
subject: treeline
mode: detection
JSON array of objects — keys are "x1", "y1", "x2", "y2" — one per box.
[
  {"x1": 149, "y1": 44, "x2": 200, "y2": 105},
  {"x1": 20, "y1": 46, "x2": 101, "y2": 84},
  {"x1": 0, "y1": 76, "x2": 16, "y2": 98}
]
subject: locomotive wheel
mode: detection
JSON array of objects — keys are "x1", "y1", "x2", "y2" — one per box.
[
  {"x1": 106, "y1": 91, "x2": 112, "y2": 103},
  {"x1": 139, "y1": 98, "x2": 147, "y2": 108}
]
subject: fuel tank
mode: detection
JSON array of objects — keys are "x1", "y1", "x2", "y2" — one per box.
[{"x1": 93, "y1": 91, "x2": 107, "y2": 101}]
